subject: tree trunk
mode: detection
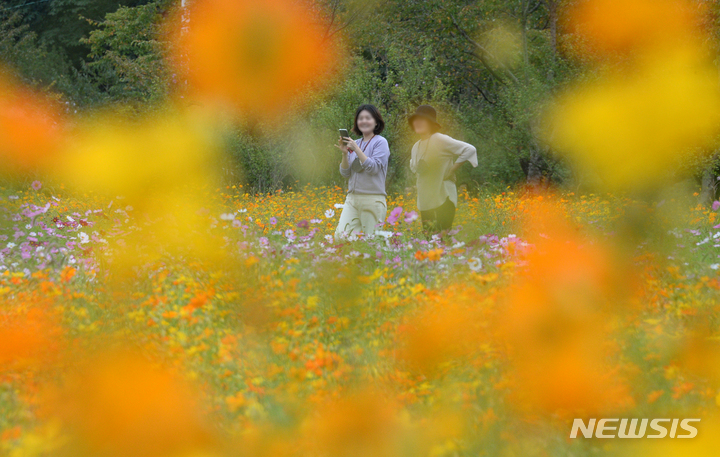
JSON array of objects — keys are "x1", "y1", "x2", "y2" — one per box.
[
  {"x1": 547, "y1": 0, "x2": 557, "y2": 82},
  {"x1": 526, "y1": 143, "x2": 544, "y2": 186},
  {"x1": 521, "y1": 0, "x2": 530, "y2": 81},
  {"x1": 700, "y1": 163, "x2": 717, "y2": 206},
  {"x1": 547, "y1": 0, "x2": 557, "y2": 59}
]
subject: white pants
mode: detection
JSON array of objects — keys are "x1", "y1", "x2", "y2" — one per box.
[{"x1": 335, "y1": 193, "x2": 387, "y2": 239}]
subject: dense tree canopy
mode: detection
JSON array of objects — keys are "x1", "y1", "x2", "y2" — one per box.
[{"x1": 1, "y1": 0, "x2": 719, "y2": 193}]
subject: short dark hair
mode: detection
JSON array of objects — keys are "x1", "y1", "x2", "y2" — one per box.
[{"x1": 352, "y1": 104, "x2": 385, "y2": 136}]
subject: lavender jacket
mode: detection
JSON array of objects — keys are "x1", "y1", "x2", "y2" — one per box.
[{"x1": 339, "y1": 135, "x2": 390, "y2": 196}]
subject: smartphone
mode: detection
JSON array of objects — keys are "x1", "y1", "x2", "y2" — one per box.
[{"x1": 338, "y1": 129, "x2": 350, "y2": 141}]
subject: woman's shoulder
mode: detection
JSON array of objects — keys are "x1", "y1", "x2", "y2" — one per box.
[{"x1": 371, "y1": 135, "x2": 389, "y2": 149}]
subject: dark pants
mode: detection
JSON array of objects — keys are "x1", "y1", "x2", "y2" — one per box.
[{"x1": 421, "y1": 198, "x2": 456, "y2": 234}]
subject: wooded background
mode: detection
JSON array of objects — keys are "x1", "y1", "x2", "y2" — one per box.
[{"x1": 1, "y1": 0, "x2": 719, "y2": 198}]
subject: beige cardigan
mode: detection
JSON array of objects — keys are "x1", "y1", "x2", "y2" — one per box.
[{"x1": 410, "y1": 133, "x2": 478, "y2": 211}]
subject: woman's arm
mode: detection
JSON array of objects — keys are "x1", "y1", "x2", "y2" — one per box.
[
  {"x1": 344, "y1": 138, "x2": 370, "y2": 165},
  {"x1": 339, "y1": 155, "x2": 351, "y2": 178},
  {"x1": 335, "y1": 139, "x2": 351, "y2": 178},
  {"x1": 409, "y1": 143, "x2": 418, "y2": 174},
  {"x1": 438, "y1": 134, "x2": 478, "y2": 179},
  {"x1": 356, "y1": 138, "x2": 390, "y2": 176}
]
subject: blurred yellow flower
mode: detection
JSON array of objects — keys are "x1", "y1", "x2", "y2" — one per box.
[
  {"x1": 545, "y1": 49, "x2": 720, "y2": 190},
  {"x1": 54, "y1": 111, "x2": 227, "y2": 273},
  {"x1": 547, "y1": 0, "x2": 720, "y2": 191}
]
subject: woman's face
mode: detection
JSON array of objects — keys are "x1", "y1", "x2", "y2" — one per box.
[
  {"x1": 413, "y1": 118, "x2": 432, "y2": 136},
  {"x1": 357, "y1": 110, "x2": 377, "y2": 135}
]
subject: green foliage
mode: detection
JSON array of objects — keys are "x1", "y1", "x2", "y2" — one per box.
[
  {"x1": 0, "y1": 11, "x2": 71, "y2": 90},
  {"x1": 224, "y1": 47, "x2": 462, "y2": 193},
  {"x1": 2, "y1": 0, "x2": 155, "y2": 64},
  {"x1": 353, "y1": 0, "x2": 576, "y2": 187},
  {"x1": 81, "y1": 1, "x2": 169, "y2": 105},
  {"x1": 0, "y1": 0, "x2": 170, "y2": 107},
  {"x1": 0, "y1": 0, "x2": 581, "y2": 191}
]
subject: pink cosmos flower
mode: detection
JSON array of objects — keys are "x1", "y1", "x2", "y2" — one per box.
[
  {"x1": 387, "y1": 207, "x2": 403, "y2": 225},
  {"x1": 404, "y1": 211, "x2": 418, "y2": 223},
  {"x1": 31, "y1": 180, "x2": 42, "y2": 191}
]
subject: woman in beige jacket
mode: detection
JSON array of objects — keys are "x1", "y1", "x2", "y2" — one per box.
[{"x1": 408, "y1": 105, "x2": 478, "y2": 233}]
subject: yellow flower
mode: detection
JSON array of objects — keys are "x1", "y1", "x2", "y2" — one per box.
[{"x1": 545, "y1": 49, "x2": 720, "y2": 190}]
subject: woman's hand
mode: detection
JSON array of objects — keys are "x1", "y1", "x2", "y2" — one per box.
[
  {"x1": 444, "y1": 163, "x2": 462, "y2": 181},
  {"x1": 334, "y1": 138, "x2": 350, "y2": 155},
  {"x1": 343, "y1": 137, "x2": 361, "y2": 153}
]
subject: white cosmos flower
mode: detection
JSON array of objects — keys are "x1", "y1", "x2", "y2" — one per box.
[
  {"x1": 334, "y1": 203, "x2": 345, "y2": 209},
  {"x1": 468, "y1": 257, "x2": 483, "y2": 272},
  {"x1": 325, "y1": 209, "x2": 335, "y2": 218},
  {"x1": 78, "y1": 232, "x2": 90, "y2": 244},
  {"x1": 220, "y1": 213, "x2": 236, "y2": 220}
]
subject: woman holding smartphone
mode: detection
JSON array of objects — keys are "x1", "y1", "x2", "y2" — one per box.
[
  {"x1": 408, "y1": 105, "x2": 477, "y2": 234},
  {"x1": 334, "y1": 104, "x2": 390, "y2": 238}
]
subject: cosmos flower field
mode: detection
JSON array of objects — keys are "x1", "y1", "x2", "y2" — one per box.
[
  {"x1": 1, "y1": 0, "x2": 720, "y2": 455},
  {"x1": 2, "y1": 183, "x2": 720, "y2": 456}
]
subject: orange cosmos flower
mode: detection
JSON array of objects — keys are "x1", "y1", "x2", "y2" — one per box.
[
  {"x1": 171, "y1": 0, "x2": 338, "y2": 118},
  {"x1": 302, "y1": 389, "x2": 401, "y2": 457},
  {"x1": 498, "y1": 201, "x2": 637, "y2": 415},
  {"x1": 0, "y1": 77, "x2": 65, "y2": 172},
  {"x1": 565, "y1": 0, "x2": 701, "y2": 57},
  {"x1": 0, "y1": 307, "x2": 62, "y2": 372},
  {"x1": 395, "y1": 285, "x2": 492, "y2": 375},
  {"x1": 55, "y1": 350, "x2": 214, "y2": 457}
]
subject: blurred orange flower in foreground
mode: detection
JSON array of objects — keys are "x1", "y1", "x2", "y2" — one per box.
[
  {"x1": 54, "y1": 351, "x2": 214, "y2": 457},
  {"x1": 395, "y1": 285, "x2": 492, "y2": 376},
  {"x1": 0, "y1": 77, "x2": 65, "y2": 172},
  {"x1": 302, "y1": 389, "x2": 401, "y2": 457},
  {"x1": 172, "y1": 0, "x2": 338, "y2": 118},
  {"x1": 499, "y1": 201, "x2": 636, "y2": 416},
  {"x1": 566, "y1": 0, "x2": 701, "y2": 56},
  {"x1": 0, "y1": 307, "x2": 62, "y2": 372}
]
